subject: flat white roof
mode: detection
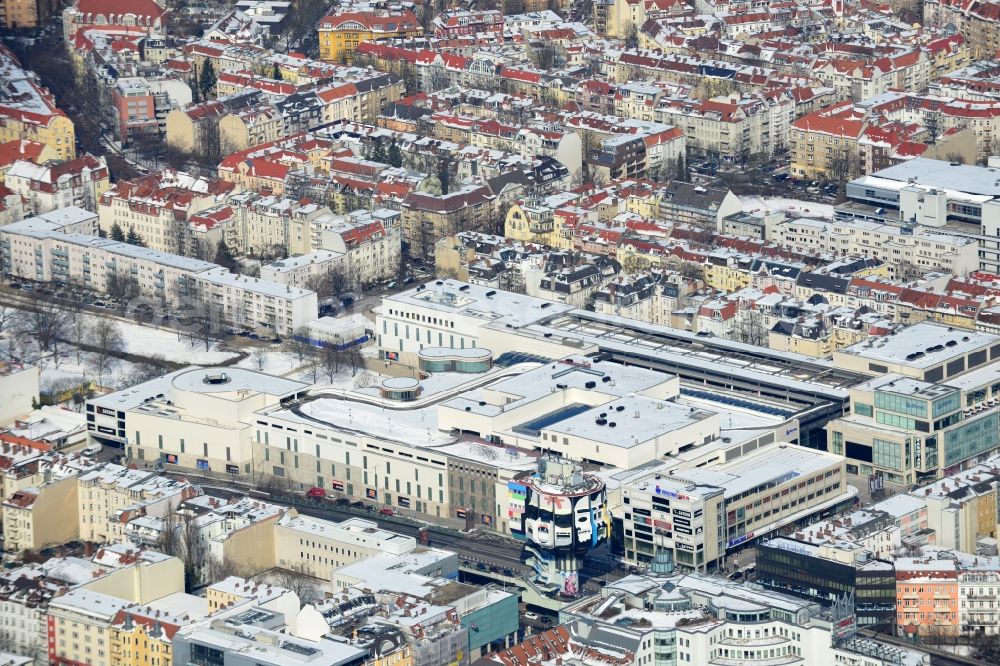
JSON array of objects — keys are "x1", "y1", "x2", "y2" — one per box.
[
  {"x1": 385, "y1": 279, "x2": 575, "y2": 327},
  {"x1": 170, "y1": 367, "x2": 308, "y2": 397},
  {"x1": 838, "y1": 322, "x2": 999, "y2": 368},
  {"x1": 542, "y1": 395, "x2": 712, "y2": 448},
  {"x1": 670, "y1": 443, "x2": 839, "y2": 499},
  {"x1": 870, "y1": 158, "x2": 1000, "y2": 197}
]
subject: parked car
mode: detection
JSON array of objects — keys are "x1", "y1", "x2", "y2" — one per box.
[
  {"x1": 306, "y1": 487, "x2": 326, "y2": 500},
  {"x1": 81, "y1": 443, "x2": 102, "y2": 456},
  {"x1": 335, "y1": 497, "x2": 350, "y2": 506},
  {"x1": 524, "y1": 612, "x2": 539, "y2": 621},
  {"x1": 379, "y1": 507, "x2": 395, "y2": 516}
]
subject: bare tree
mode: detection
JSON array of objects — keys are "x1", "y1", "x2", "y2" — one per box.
[
  {"x1": 89, "y1": 319, "x2": 125, "y2": 387},
  {"x1": 267, "y1": 565, "x2": 323, "y2": 605},
  {"x1": 291, "y1": 328, "x2": 312, "y2": 363},
  {"x1": 167, "y1": 217, "x2": 191, "y2": 257},
  {"x1": 826, "y1": 148, "x2": 861, "y2": 201},
  {"x1": 106, "y1": 271, "x2": 140, "y2": 311},
  {"x1": 678, "y1": 262, "x2": 705, "y2": 282},
  {"x1": 731, "y1": 310, "x2": 769, "y2": 347},
  {"x1": 252, "y1": 348, "x2": 267, "y2": 371},
  {"x1": 347, "y1": 347, "x2": 364, "y2": 376},
  {"x1": 14, "y1": 292, "x2": 68, "y2": 355},
  {"x1": 320, "y1": 346, "x2": 341, "y2": 382},
  {"x1": 122, "y1": 354, "x2": 169, "y2": 387},
  {"x1": 158, "y1": 511, "x2": 217, "y2": 591},
  {"x1": 0, "y1": 305, "x2": 15, "y2": 361}
]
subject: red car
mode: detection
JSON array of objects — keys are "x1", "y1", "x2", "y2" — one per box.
[
  {"x1": 306, "y1": 487, "x2": 326, "y2": 499},
  {"x1": 379, "y1": 507, "x2": 395, "y2": 516}
]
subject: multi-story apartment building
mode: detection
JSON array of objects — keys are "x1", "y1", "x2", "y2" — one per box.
[
  {"x1": 62, "y1": 0, "x2": 167, "y2": 40},
  {"x1": 47, "y1": 589, "x2": 140, "y2": 666},
  {"x1": 260, "y1": 250, "x2": 347, "y2": 290},
  {"x1": 843, "y1": 158, "x2": 1000, "y2": 272},
  {"x1": 4, "y1": 155, "x2": 110, "y2": 215},
  {"x1": 790, "y1": 98, "x2": 977, "y2": 179},
  {"x1": 96, "y1": 170, "x2": 236, "y2": 255},
  {"x1": 916, "y1": 462, "x2": 1000, "y2": 552},
  {"x1": 315, "y1": 208, "x2": 401, "y2": 287},
  {"x1": 273, "y1": 514, "x2": 416, "y2": 578},
  {"x1": 432, "y1": 9, "x2": 503, "y2": 38},
  {"x1": 812, "y1": 51, "x2": 930, "y2": 102},
  {"x1": 76, "y1": 465, "x2": 195, "y2": 544},
  {"x1": 401, "y1": 186, "x2": 496, "y2": 263},
  {"x1": 0, "y1": 211, "x2": 318, "y2": 335},
  {"x1": 924, "y1": 0, "x2": 1000, "y2": 59},
  {"x1": 222, "y1": 192, "x2": 327, "y2": 256},
  {"x1": 317, "y1": 10, "x2": 422, "y2": 63},
  {"x1": 111, "y1": 78, "x2": 159, "y2": 147},
  {"x1": 0, "y1": 45, "x2": 76, "y2": 161},
  {"x1": 656, "y1": 93, "x2": 794, "y2": 161},
  {"x1": 218, "y1": 104, "x2": 286, "y2": 152},
  {"x1": 896, "y1": 550, "x2": 1000, "y2": 639},
  {"x1": 770, "y1": 216, "x2": 979, "y2": 278}
]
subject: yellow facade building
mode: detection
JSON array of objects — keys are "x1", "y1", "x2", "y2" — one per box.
[
  {"x1": 0, "y1": 46, "x2": 76, "y2": 161},
  {"x1": 1, "y1": 476, "x2": 78, "y2": 553},
  {"x1": 318, "y1": 11, "x2": 422, "y2": 63},
  {"x1": 504, "y1": 200, "x2": 575, "y2": 250}
]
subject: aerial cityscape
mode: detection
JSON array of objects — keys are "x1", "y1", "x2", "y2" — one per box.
[{"x1": 1, "y1": 0, "x2": 1000, "y2": 664}]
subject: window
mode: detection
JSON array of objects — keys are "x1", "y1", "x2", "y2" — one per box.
[
  {"x1": 873, "y1": 438, "x2": 903, "y2": 471},
  {"x1": 875, "y1": 392, "x2": 927, "y2": 417}
]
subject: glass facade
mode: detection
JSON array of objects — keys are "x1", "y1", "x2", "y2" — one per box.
[
  {"x1": 875, "y1": 392, "x2": 927, "y2": 417},
  {"x1": 855, "y1": 403, "x2": 873, "y2": 417},
  {"x1": 932, "y1": 392, "x2": 961, "y2": 418},
  {"x1": 944, "y1": 412, "x2": 999, "y2": 466},
  {"x1": 876, "y1": 411, "x2": 915, "y2": 430},
  {"x1": 873, "y1": 439, "x2": 902, "y2": 471},
  {"x1": 756, "y1": 542, "x2": 896, "y2": 630}
]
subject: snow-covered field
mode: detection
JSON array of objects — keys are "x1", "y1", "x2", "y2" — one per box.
[
  {"x1": 741, "y1": 196, "x2": 835, "y2": 220},
  {"x1": 98, "y1": 316, "x2": 239, "y2": 365},
  {"x1": 235, "y1": 350, "x2": 302, "y2": 375}
]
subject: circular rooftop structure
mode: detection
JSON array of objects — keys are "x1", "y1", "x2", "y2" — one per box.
[
  {"x1": 171, "y1": 367, "x2": 306, "y2": 396},
  {"x1": 380, "y1": 376, "x2": 421, "y2": 401}
]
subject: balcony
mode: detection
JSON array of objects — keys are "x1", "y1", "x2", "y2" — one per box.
[{"x1": 529, "y1": 219, "x2": 554, "y2": 234}]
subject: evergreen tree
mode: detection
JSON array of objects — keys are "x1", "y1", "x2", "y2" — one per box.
[
  {"x1": 387, "y1": 140, "x2": 402, "y2": 168},
  {"x1": 371, "y1": 140, "x2": 388, "y2": 165},
  {"x1": 271, "y1": 62, "x2": 282, "y2": 80},
  {"x1": 199, "y1": 60, "x2": 217, "y2": 100},
  {"x1": 191, "y1": 63, "x2": 201, "y2": 104},
  {"x1": 109, "y1": 222, "x2": 126, "y2": 242},
  {"x1": 214, "y1": 237, "x2": 238, "y2": 272},
  {"x1": 438, "y1": 160, "x2": 450, "y2": 195},
  {"x1": 125, "y1": 227, "x2": 146, "y2": 246}
]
